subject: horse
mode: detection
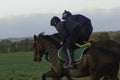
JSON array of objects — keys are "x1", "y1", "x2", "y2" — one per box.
[{"x1": 33, "y1": 33, "x2": 120, "y2": 80}]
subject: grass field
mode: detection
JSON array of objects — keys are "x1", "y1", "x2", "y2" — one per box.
[
  {"x1": 0, "y1": 52, "x2": 119, "y2": 80},
  {"x1": 0, "y1": 52, "x2": 50, "y2": 80}
]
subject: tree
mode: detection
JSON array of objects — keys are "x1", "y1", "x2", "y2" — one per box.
[{"x1": 0, "y1": 40, "x2": 12, "y2": 53}]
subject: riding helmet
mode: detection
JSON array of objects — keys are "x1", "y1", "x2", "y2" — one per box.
[
  {"x1": 62, "y1": 10, "x2": 72, "y2": 20},
  {"x1": 50, "y1": 16, "x2": 61, "y2": 26}
]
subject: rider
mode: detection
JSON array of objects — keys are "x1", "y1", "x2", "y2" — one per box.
[
  {"x1": 62, "y1": 10, "x2": 93, "y2": 41},
  {"x1": 51, "y1": 16, "x2": 88, "y2": 68}
]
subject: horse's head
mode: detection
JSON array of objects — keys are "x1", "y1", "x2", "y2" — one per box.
[{"x1": 33, "y1": 33, "x2": 46, "y2": 62}]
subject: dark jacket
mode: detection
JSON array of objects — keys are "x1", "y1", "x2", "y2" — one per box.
[
  {"x1": 55, "y1": 20, "x2": 83, "y2": 42},
  {"x1": 67, "y1": 14, "x2": 93, "y2": 40},
  {"x1": 67, "y1": 14, "x2": 91, "y2": 24}
]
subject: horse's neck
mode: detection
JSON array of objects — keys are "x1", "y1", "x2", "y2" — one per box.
[
  {"x1": 41, "y1": 39, "x2": 56, "y2": 50},
  {"x1": 41, "y1": 37, "x2": 59, "y2": 57},
  {"x1": 41, "y1": 36, "x2": 63, "y2": 72}
]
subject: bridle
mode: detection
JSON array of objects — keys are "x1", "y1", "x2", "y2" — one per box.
[{"x1": 34, "y1": 33, "x2": 60, "y2": 62}]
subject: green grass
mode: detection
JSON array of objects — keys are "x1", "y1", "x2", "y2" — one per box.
[
  {"x1": 0, "y1": 52, "x2": 50, "y2": 80},
  {"x1": 0, "y1": 52, "x2": 119, "y2": 80}
]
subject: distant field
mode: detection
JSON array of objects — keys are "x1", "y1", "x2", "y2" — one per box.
[{"x1": 0, "y1": 52, "x2": 119, "y2": 80}]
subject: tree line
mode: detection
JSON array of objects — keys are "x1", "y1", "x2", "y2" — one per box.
[
  {"x1": 90, "y1": 30, "x2": 120, "y2": 43},
  {"x1": 0, "y1": 30, "x2": 120, "y2": 53},
  {"x1": 0, "y1": 38, "x2": 33, "y2": 53}
]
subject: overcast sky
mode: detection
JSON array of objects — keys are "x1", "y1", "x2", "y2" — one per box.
[
  {"x1": 0, "y1": 0, "x2": 120, "y2": 38},
  {"x1": 0, "y1": 0, "x2": 120, "y2": 18}
]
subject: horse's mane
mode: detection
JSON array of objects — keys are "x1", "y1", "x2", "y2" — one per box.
[{"x1": 38, "y1": 33, "x2": 61, "y2": 48}]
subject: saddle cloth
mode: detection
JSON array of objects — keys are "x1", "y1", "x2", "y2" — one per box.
[{"x1": 58, "y1": 42, "x2": 91, "y2": 62}]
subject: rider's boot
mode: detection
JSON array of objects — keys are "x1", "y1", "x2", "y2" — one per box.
[{"x1": 67, "y1": 49, "x2": 75, "y2": 68}]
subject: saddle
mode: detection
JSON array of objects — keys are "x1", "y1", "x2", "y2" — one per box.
[{"x1": 58, "y1": 42, "x2": 91, "y2": 64}]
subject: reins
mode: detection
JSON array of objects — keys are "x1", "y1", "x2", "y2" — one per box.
[
  {"x1": 39, "y1": 34, "x2": 60, "y2": 62},
  {"x1": 42, "y1": 50, "x2": 49, "y2": 61},
  {"x1": 42, "y1": 47, "x2": 57, "y2": 62}
]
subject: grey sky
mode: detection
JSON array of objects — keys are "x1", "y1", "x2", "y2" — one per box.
[
  {"x1": 0, "y1": 8, "x2": 120, "y2": 39},
  {"x1": 0, "y1": 0, "x2": 120, "y2": 38}
]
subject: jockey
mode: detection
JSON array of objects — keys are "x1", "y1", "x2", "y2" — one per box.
[
  {"x1": 62, "y1": 10, "x2": 93, "y2": 41},
  {"x1": 51, "y1": 16, "x2": 87, "y2": 68}
]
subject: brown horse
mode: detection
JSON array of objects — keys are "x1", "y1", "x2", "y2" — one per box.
[{"x1": 33, "y1": 33, "x2": 120, "y2": 80}]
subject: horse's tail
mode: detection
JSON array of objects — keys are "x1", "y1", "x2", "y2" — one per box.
[{"x1": 96, "y1": 46, "x2": 120, "y2": 61}]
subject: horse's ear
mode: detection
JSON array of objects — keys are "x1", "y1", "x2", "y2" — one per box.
[{"x1": 34, "y1": 35, "x2": 37, "y2": 40}]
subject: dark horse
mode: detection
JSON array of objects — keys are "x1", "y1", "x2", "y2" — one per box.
[{"x1": 33, "y1": 33, "x2": 120, "y2": 80}]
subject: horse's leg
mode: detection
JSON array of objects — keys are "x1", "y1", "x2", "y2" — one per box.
[
  {"x1": 89, "y1": 70, "x2": 101, "y2": 80},
  {"x1": 102, "y1": 76, "x2": 108, "y2": 80},
  {"x1": 66, "y1": 77, "x2": 73, "y2": 80},
  {"x1": 42, "y1": 68, "x2": 71, "y2": 80},
  {"x1": 107, "y1": 75, "x2": 119, "y2": 80},
  {"x1": 90, "y1": 75, "x2": 99, "y2": 80},
  {"x1": 110, "y1": 77, "x2": 119, "y2": 80},
  {"x1": 63, "y1": 70, "x2": 73, "y2": 80},
  {"x1": 42, "y1": 70, "x2": 60, "y2": 80},
  {"x1": 89, "y1": 73, "x2": 98, "y2": 80},
  {"x1": 52, "y1": 78, "x2": 61, "y2": 80},
  {"x1": 52, "y1": 76, "x2": 73, "y2": 80},
  {"x1": 106, "y1": 65, "x2": 119, "y2": 80}
]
